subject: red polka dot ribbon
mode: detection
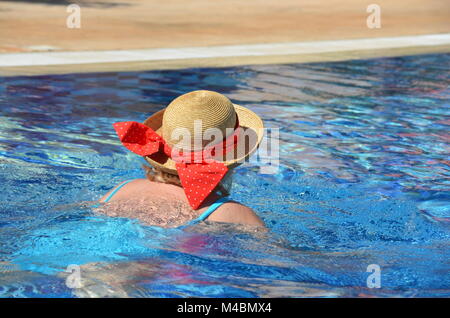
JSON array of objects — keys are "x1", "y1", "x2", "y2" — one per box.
[{"x1": 113, "y1": 121, "x2": 239, "y2": 209}]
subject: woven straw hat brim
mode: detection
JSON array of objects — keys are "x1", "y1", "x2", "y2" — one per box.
[{"x1": 143, "y1": 104, "x2": 264, "y2": 175}]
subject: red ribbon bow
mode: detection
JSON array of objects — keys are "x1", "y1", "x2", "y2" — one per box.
[{"x1": 113, "y1": 121, "x2": 237, "y2": 209}]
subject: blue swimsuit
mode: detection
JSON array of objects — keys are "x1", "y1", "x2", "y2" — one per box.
[{"x1": 99, "y1": 180, "x2": 230, "y2": 227}]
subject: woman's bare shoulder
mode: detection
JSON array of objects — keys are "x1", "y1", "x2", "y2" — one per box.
[{"x1": 207, "y1": 200, "x2": 265, "y2": 228}]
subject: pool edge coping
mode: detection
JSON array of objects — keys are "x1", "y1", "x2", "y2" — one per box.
[{"x1": 1, "y1": 35, "x2": 450, "y2": 76}]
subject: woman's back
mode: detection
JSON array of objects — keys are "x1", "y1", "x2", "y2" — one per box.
[{"x1": 96, "y1": 179, "x2": 264, "y2": 228}]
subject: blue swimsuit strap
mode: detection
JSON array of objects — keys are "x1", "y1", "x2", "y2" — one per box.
[
  {"x1": 181, "y1": 197, "x2": 231, "y2": 228},
  {"x1": 91, "y1": 180, "x2": 134, "y2": 208},
  {"x1": 103, "y1": 179, "x2": 134, "y2": 203}
]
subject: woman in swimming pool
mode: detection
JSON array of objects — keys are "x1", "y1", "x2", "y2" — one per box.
[{"x1": 97, "y1": 90, "x2": 265, "y2": 229}]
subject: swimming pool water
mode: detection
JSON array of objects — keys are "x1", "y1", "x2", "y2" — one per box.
[{"x1": 0, "y1": 53, "x2": 449, "y2": 297}]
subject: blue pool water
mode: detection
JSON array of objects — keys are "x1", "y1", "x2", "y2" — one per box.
[{"x1": 0, "y1": 53, "x2": 449, "y2": 297}]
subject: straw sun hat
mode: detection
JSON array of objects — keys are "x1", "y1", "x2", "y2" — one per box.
[{"x1": 142, "y1": 90, "x2": 264, "y2": 175}]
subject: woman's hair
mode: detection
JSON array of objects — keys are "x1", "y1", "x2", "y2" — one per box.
[
  {"x1": 142, "y1": 164, "x2": 232, "y2": 197},
  {"x1": 142, "y1": 164, "x2": 182, "y2": 186}
]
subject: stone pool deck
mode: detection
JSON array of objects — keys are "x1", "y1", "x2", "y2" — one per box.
[{"x1": 0, "y1": 0, "x2": 449, "y2": 75}]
